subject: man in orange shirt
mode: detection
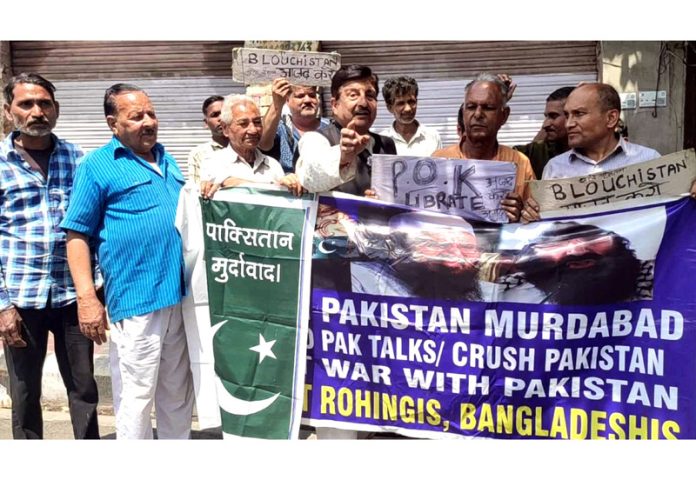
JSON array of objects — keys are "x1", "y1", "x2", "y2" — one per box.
[{"x1": 433, "y1": 73, "x2": 535, "y2": 222}]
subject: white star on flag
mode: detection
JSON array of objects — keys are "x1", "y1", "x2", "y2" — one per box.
[{"x1": 249, "y1": 334, "x2": 277, "y2": 364}]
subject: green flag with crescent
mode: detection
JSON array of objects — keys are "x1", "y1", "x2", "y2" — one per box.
[{"x1": 201, "y1": 186, "x2": 316, "y2": 439}]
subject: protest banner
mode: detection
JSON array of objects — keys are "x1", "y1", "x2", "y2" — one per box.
[
  {"x1": 371, "y1": 154, "x2": 517, "y2": 223},
  {"x1": 232, "y1": 47, "x2": 341, "y2": 86},
  {"x1": 529, "y1": 149, "x2": 696, "y2": 213},
  {"x1": 200, "y1": 186, "x2": 317, "y2": 439},
  {"x1": 302, "y1": 192, "x2": 696, "y2": 439}
]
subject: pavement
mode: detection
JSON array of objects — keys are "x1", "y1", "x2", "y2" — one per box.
[
  {"x1": 1, "y1": 333, "x2": 318, "y2": 440},
  {"x1": 0, "y1": 333, "x2": 224, "y2": 439}
]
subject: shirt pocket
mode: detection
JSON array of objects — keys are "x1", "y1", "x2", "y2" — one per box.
[
  {"x1": 108, "y1": 173, "x2": 157, "y2": 213},
  {"x1": 0, "y1": 172, "x2": 44, "y2": 223}
]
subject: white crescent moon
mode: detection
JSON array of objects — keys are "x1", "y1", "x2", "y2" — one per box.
[
  {"x1": 211, "y1": 320, "x2": 281, "y2": 416},
  {"x1": 317, "y1": 240, "x2": 337, "y2": 254}
]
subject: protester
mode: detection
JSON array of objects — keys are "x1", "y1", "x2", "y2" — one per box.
[
  {"x1": 432, "y1": 73, "x2": 534, "y2": 222},
  {"x1": 61, "y1": 83, "x2": 194, "y2": 439},
  {"x1": 199, "y1": 94, "x2": 304, "y2": 198},
  {"x1": 0, "y1": 73, "x2": 101, "y2": 439},
  {"x1": 379, "y1": 76, "x2": 442, "y2": 155},
  {"x1": 542, "y1": 83, "x2": 660, "y2": 178},
  {"x1": 522, "y1": 83, "x2": 661, "y2": 222},
  {"x1": 258, "y1": 78, "x2": 328, "y2": 173},
  {"x1": 514, "y1": 86, "x2": 575, "y2": 179},
  {"x1": 186, "y1": 95, "x2": 228, "y2": 185},
  {"x1": 295, "y1": 64, "x2": 397, "y2": 195}
]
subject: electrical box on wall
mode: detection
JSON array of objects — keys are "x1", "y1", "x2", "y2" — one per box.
[
  {"x1": 620, "y1": 92, "x2": 637, "y2": 109},
  {"x1": 639, "y1": 90, "x2": 667, "y2": 108}
]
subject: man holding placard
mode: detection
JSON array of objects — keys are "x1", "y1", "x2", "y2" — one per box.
[
  {"x1": 432, "y1": 73, "x2": 534, "y2": 222},
  {"x1": 522, "y1": 83, "x2": 661, "y2": 222},
  {"x1": 258, "y1": 78, "x2": 329, "y2": 174}
]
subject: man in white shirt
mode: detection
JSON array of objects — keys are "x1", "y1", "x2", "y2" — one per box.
[
  {"x1": 186, "y1": 95, "x2": 228, "y2": 185},
  {"x1": 200, "y1": 94, "x2": 303, "y2": 198},
  {"x1": 379, "y1": 76, "x2": 442, "y2": 156},
  {"x1": 522, "y1": 83, "x2": 662, "y2": 222},
  {"x1": 295, "y1": 64, "x2": 397, "y2": 195}
]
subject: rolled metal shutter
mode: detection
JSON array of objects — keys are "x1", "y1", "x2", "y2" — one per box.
[
  {"x1": 10, "y1": 41, "x2": 245, "y2": 177},
  {"x1": 10, "y1": 41, "x2": 600, "y2": 168},
  {"x1": 320, "y1": 41, "x2": 599, "y2": 147}
]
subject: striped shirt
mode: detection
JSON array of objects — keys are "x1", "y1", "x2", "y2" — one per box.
[
  {"x1": 61, "y1": 136, "x2": 186, "y2": 322},
  {"x1": 542, "y1": 138, "x2": 661, "y2": 179},
  {"x1": 0, "y1": 132, "x2": 91, "y2": 310}
]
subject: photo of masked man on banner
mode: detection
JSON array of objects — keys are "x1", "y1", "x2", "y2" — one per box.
[
  {"x1": 494, "y1": 207, "x2": 664, "y2": 304},
  {"x1": 312, "y1": 194, "x2": 501, "y2": 301}
]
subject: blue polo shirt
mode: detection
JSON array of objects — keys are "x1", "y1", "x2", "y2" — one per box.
[{"x1": 61, "y1": 136, "x2": 186, "y2": 322}]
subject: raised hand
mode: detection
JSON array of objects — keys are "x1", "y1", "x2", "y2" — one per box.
[{"x1": 339, "y1": 118, "x2": 371, "y2": 168}]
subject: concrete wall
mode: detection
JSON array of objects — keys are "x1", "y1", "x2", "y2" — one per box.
[
  {"x1": 0, "y1": 41, "x2": 11, "y2": 140},
  {"x1": 600, "y1": 41, "x2": 686, "y2": 155}
]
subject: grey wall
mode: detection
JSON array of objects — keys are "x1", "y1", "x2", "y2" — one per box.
[
  {"x1": 600, "y1": 41, "x2": 686, "y2": 155},
  {"x1": 0, "y1": 41, "x2": 11, "y2": 140}
]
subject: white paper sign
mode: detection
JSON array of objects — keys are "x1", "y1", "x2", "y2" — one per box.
[{"x1": 371, "y1": 155, "x2": 517, "y2": 223}]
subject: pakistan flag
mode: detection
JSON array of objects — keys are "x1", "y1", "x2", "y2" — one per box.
[{"x1": 201, "y1": 187, "x2": 316, "y2": 439}]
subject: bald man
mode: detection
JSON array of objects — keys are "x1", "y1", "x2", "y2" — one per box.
[
  {"x1": 542, "y1": 83, "x2": 659, "y2": 179},
  {"x1": 522, "y1": 83, "x2": 661, "y2": 222}
]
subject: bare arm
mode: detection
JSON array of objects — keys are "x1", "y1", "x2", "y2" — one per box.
[
  {"x1": 259, "y1": 78, "x2": 292, "y2": 151},
  {"x1": 66, "y1": 231, "x2": 108, "y2": 344}
]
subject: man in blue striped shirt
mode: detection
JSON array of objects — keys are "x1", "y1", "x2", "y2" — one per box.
[
  {"x1": 1, "y1": 73, "x2": 100, "y2": 439},
  {"x1": 61, "y1": 83, "x2": 193, "y2": 439}
]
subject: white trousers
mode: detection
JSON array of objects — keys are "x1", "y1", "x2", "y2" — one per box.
[{"x1": 110, "y1": 302, "x2": 194, "y2": 439}]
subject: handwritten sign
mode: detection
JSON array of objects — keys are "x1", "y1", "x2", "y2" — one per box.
[
  {"x1": 530, "y1": 149, "x2": 696, "y2": 212},
  {"x1": 232, "y1": 48, "x2": 341, "y2": 86},
  {"x1": 371, "y1": 155, "x2": 517, "y2": 223}
]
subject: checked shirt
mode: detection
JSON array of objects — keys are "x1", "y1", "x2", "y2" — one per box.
[{"x1": 0, "y1": 132, "x2": 87, "y2": 310}]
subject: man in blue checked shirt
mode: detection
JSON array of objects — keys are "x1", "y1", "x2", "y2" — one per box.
[
  {"x1": 62, "y1": 83, "x2": 194, "y2": 439},
  {"x1": 0, "y1": 73, "x2": 101, "y2": 439}
]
